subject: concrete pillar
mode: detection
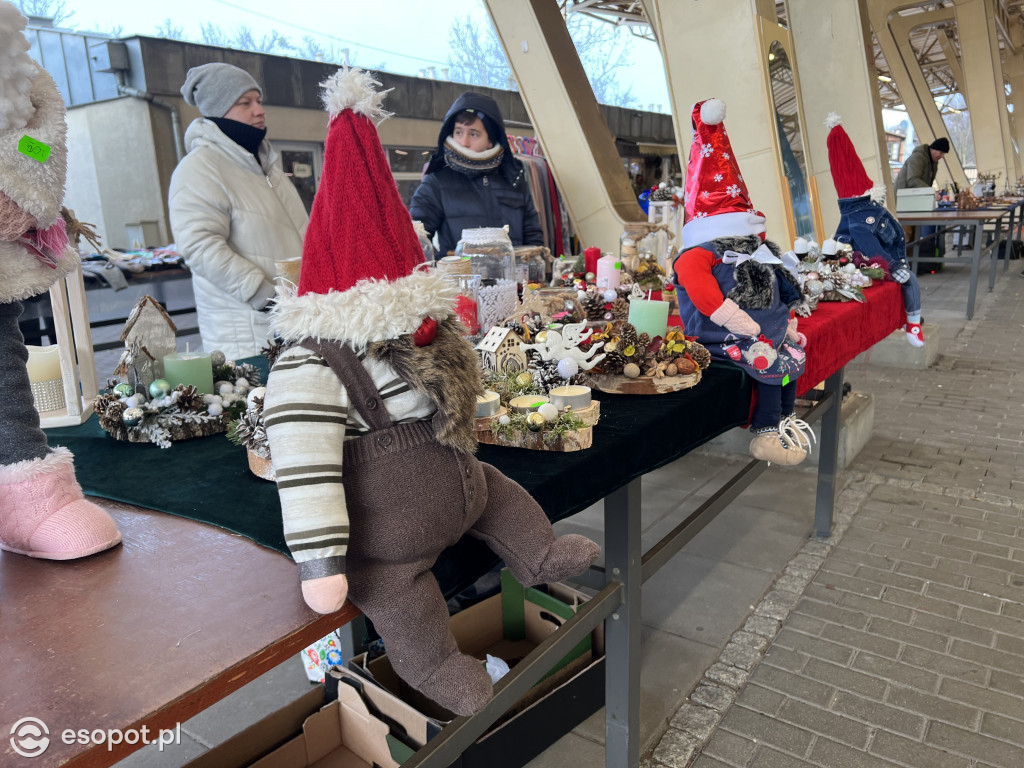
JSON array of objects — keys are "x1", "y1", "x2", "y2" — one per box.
[
  {"x1": 641, "y1": 0, "x2": 816, "y2": 247},
  {"x1": 483, "y1": 0, "x2": 645, "y2": 251},
  {"x1": 867, "y1": 0, "x2": 968, "y2": 188},
  {"x1": 790, "y1": 0, "x2": 894, "y2": 235},
  {"x1": 954, "y1": 0, "x2": 1017, "y2": 184},
  {"x1": 1005, "y1": 23, "x2": 1024, "y2": 174}
]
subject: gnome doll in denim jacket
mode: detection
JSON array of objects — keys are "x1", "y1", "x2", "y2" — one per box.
[
  {"x1": 826, "y1": 113, "x2": 925, "y2": 348},
  {"x1": 672, "y1": 99, "x2": 814, "y2": 466}
]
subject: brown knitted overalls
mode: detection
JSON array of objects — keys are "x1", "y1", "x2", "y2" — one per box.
[{"x1": 302, "y1": 340, "x2": 600, "y2": 715}]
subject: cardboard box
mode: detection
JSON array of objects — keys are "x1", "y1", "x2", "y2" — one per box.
[
  {"x1": 896, "y1": 187, "x2": 936, "y2": 213},
  {"x1": 184, "y1": 668, "x2": 430, "y2": 768},
  {"x1": 184, "y1": 572, "x2": 604, "y2": 768},
  {"x1": 347, "y1": 571, "x2": 605, "y2": 768}
]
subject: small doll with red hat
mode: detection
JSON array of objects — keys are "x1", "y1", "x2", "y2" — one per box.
[
  {"x1": 672, "y1": 98, "x2": 813, "y2": 466},
  {"x1": 0, "y1": 1, "x2": 122, "y2": 561},
  {"x1": 825, "y1": 113, "x2": 924, "y2": 347},
  {"x1": 263, "y1": 68, "x2": 600, "y2": 717}
]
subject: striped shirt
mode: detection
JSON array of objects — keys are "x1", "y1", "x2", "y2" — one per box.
[{"x1": 264, "y1": 345, "x2": 436, "y2": 578}]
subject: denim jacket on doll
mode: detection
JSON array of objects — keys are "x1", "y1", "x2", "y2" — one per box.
[{"x1": 834, "y1": 195, "x2": 910, "y2": 276}]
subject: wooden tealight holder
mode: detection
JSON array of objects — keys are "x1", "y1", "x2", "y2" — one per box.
[
  {"x1": 38, "y1": 265, "x2": 98, "y2": 427},
  {"x1": 473, "y1": 401, "x2": 601, "y2": 452}
]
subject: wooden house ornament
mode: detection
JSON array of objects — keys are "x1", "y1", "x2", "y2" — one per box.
[
  {"x1": 475, "y1": 326, "x2": 528, "y2": 374},
  {"x1": 114, "y1": 295, "x2": 177, "y2": 390}
]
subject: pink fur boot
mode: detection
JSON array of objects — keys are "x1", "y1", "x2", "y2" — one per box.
[{"x1": 0, "y1": 447, "x2": 121, "y2": 560}]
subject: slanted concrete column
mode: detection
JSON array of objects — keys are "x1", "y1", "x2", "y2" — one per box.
[
  {"x1": 954, "y1": 0, "x2": 1017, "y2": 184},
  {"x1": 483, "y1": 0, "x2": 646, "y2": 251},
  {"x1": 867, "y1": 0, "x2": 968, "y2": 188},
  {"x1": 640, "y1": 0, "x2": 813, "y2": 246},
  {"x1": 790, "y1": 0, "x2": 894, "y2": 235},
  {"x1": 1004, "y1": 23, "x2": 1024, "y2": 177}
]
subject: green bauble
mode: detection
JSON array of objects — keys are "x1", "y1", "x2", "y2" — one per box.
[
  {"x1": 149, "y1": 379, "x2": 172, "y2": 398},
  {"x1": 526, "y1": 412, "x2": 546, "y2": 432},
  {"x1": 122, "y1": 407, "x2": 144, "y2": 427},
  {"x1": 113, "y1": 382, "x2": 134, "y2": 398}
]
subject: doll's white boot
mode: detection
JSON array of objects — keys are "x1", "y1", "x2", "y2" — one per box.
[
  {"x1": 0, "y1": 447, "x2": 122, "y2": 560},
  {"x1": 749, "y1": 429, "x2": 807, "y2": 466}
]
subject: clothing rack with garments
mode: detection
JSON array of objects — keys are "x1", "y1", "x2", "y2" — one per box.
[{"x1": 510, "y1": 134, "x2": 572, "y2": 257}]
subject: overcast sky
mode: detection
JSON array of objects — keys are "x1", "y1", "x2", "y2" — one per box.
[{"x1": 56, "y1": 0, "x2": 673, "y2": 111}]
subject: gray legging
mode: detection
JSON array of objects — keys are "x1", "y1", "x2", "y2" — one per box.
[{"x1": 0, "y1": 301, "x2": 50, "y2": 465}]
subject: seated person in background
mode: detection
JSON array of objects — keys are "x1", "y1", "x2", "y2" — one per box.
[
  {"x1": 169, "y1": 63, "x2": 308, "y2": 360},
  {"x1": 826, "y1": 114, "x2": 925, "y2": 348},
  {"x1": 410, "y1": 92, "x2": 543, "y2": 256}
]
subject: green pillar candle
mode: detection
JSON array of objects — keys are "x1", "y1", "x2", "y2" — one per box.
[
  {"x1": 627, "y1": 298, "x2": 669, "y2": 340},
  {"x1": 163, "y1": 352, "x2": 214, "y2": 395}
]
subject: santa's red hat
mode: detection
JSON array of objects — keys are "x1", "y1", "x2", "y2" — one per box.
[
  {"x1": 825, "y1": 113, "x2": 885, "y2": 203},
  {"x1": 271, "y1": 68, "x2": 456, "y2": 349},
  {"x1": 682, "y1": 98, "x2": 767, "y2": 247}
]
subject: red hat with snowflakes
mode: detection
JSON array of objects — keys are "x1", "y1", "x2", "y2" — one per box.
[
  {"x1": 682, "y1": 98, "x2": 767, "y2": 247},
  {"x1": 271, "y1": 68, "x2": 456, "y2": 349},
  {"x1": 825, "y1": 112, "x2": 886, "y2": 203}
]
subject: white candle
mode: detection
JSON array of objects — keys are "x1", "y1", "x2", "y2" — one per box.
[
  {"x1": 26, "y1": 345, "x2": 62, "y2": 383},
  {"x1": 476, "y1": 390, "x2": 501, "y2": 417},
  {"x1": 509, "y1": 394, "x2": 550, "y2": 414},
  {"x1": 549, "y1": 384, "x2": 592, "y2": 410},
  {"x1": 628, "y1": 298, "x2": 669, "y2": 340}
]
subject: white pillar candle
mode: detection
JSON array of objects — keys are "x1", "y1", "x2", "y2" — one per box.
[{"x1": 26, "y1": 345, "x2": 62, "y2": 383}]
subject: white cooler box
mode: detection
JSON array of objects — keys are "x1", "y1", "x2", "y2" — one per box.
[{"x1": 896, "y1": 187, "x2": 936, "y2": 213}]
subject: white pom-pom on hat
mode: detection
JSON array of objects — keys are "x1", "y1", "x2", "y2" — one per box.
[
  {"x1": 700, "y1": 98, "x2": 726, "y2": 126},
  {"x1": 321, "y1": 67, "x2": 393, "y2": 122},
  {"x1": 825, "y1": 112, "x2": 842, "y2": 130},
  {"x1": 793, "y1": 237, "x2": 809, "y2": 254},
  {"x1": 822, "y1": 239, "x2": 838, "y2": 256}
]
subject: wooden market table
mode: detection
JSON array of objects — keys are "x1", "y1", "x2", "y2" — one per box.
[
  {"x1": 1, "y1": 282, "x2": 902, "y2": 768},
  {"x1": 897, "y1": 207, "x2": 1015, "y2": 319}
]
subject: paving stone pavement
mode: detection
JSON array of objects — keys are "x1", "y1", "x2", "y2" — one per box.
[{"x1": 645, "y1": 266, "x2": 1024, "y2": 768}]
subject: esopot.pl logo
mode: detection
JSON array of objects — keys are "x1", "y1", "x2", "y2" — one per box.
[{"x1": 10, "y1": 717, "x2": 50, "y2": 758}]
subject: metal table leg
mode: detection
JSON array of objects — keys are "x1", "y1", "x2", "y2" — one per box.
[
  {"x1": 967, "y1": 222, "x2": 982, "y2": 320},
  {"x1": 814, "y1": 369, "x2": 843, "y2": 538},
  {"x1": 604, "y1": 479, "x2": 642, "y2": 768}
]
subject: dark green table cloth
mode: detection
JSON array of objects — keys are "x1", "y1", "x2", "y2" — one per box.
[{"x1": 45, "y1": 361, "x2": 751, "y2": 598}]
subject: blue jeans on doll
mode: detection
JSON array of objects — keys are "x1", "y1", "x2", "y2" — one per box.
[
  {"x1": 751, "y1": 381, "x2": 797, "y2": 431},
  {"x1": 835, "y1": 195, "x2": 922, "y2": 316}
]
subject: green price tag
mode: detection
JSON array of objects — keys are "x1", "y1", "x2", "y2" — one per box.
[
  {"x1": 782, "y1": 375, "x2": 790, "y2": 386},
  {"x1": 18, "y1": 135, "x2": 51, "y2": 163},
  {"x1": 531, "y1": 401, "x2": 546, "y2": 408},
  {"x1": 614, "y1": 262, "x2": 622, "y2": 269}
]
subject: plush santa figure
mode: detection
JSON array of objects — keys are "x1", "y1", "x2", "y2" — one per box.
[
  {"x1": 672, "y1": 98, "x2": 813, "y2": 465},
  {"x1": 0, "y1": 2, "x2": 121, "y2": 560},
  {"x1": 264, "y1": 68, "x2": 599, "y2": 716},
  {"x1": 826, "y1": 113, "x2": 924, "y2": 347}
]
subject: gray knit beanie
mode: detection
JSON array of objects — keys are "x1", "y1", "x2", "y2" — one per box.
[{"x1": 180, "y1": 63, "x2": 262, "y2": 118}]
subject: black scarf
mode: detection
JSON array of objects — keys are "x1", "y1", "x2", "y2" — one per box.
[{"x1": 209, "y1": 117, "x2": 267, "y2": 163}]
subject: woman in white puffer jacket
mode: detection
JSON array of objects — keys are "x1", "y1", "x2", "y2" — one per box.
[{"x1": 169, "y1": 63, "x2": 308, "y2": 360}]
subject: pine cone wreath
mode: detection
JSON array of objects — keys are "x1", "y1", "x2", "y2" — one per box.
[{"x1": 687, "y1": 342, "x2": 712, "y2": 370}]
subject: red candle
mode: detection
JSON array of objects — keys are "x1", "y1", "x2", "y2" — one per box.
[
  {"x1": 455, "y1": 294, "x2": 479, "y2": 335},
  {"x1": 584, "y1": 246, "x2": 601, "y2": 277}
]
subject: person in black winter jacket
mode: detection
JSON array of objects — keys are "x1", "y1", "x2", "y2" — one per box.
[{"x1": 410, "y1": 91, "x2": 543, "y2": 256}]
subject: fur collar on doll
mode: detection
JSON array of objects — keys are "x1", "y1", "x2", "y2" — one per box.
[
  {"x1": 367, "y1": 317, "x2": 482, "y2": 453},
  {"x1": 705, "y1": 235, "x2": 802, "y2": 311}
]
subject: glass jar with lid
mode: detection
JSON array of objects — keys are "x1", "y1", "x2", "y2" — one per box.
[
  {"x1": 455, "y1": 227, "x2": 518, "y2": 333},
  {"x1": 455, "y1": 227, "x2": 515, "y2": 284}
]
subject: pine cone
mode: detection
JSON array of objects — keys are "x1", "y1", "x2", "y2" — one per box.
[
  {"x1": 174, "y1": 384, "x2": 203, "y2": 412},
  {"x1": 620, "y1": 323, "x2": 638, "y2": 348},
  {"x1": 597, "y1": 350, "x2": 626, "y2": 374},
  {"x1": 637, "y1": 332, "x2": 651, "y2": 348},
  {"x1": 688, "y1": 342, "x2": 712, "y2": 370},
  {"x1": 611, "y1": 297, "x2": 629, "y2": 320},
  {"x1": 260, "y1": 339, "x2": 286, "y2": 368}
]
